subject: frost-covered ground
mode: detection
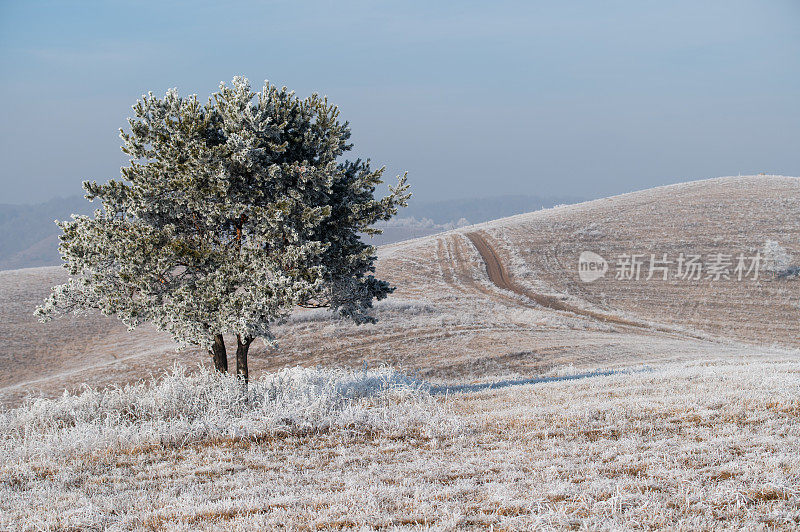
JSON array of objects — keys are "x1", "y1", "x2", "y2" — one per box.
[
  {"x1": 2, "y1": 356, "x2": 799, "y2": 530},
  {"x1": 0, "y1": 176, "x2": 798, "y2": 528}
]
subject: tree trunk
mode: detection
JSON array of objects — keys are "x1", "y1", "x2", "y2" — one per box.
[
  {"x1": 236, "y1": 334, "x2": 254, "y2": 383},
  {"x1": 210, "y1": 333, "x2": 227, "y2": 373}
]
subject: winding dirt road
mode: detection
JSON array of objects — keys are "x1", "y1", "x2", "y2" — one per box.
[{"x1": 465, "y1": 231, "x2": 705, "y2": 338}]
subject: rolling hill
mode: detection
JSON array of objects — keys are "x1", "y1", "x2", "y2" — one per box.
[
  {"x1": 2, "y1": 175, "x2": 799, "y2": 529},
  {"x1": 0, "y1": 175, "x2": 796, "y2": 406}
]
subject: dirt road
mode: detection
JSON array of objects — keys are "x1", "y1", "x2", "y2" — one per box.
[{"x1": 465, "y1": 231, "x2": 705, "y2": 338}]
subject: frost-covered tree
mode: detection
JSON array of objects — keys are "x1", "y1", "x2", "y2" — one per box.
[{"x1": 36, "y1": 77, "x2": 410, "y2": 382}]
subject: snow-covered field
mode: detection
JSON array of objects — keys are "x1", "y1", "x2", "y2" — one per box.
[
  {"x1": 1, "y1": 176, "x2": 798, "y2": 529},
  {"x1": 2, "y1": 356, "x2": 799, "y2": 530}
]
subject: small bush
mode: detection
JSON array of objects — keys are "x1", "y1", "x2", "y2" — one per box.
[{"x1": 762, "y1": 240, "x2": 793, "y2": 274}]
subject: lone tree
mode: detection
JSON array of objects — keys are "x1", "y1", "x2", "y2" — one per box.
[{"x1": 37, "y1": 77, "x2": 410, "y2": 382}]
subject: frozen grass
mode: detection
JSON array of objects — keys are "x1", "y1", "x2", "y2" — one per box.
[
  {"x1": 2, "y1": 356, "x2": 800, "y2": 530},
  {"x1": 283, "y1": 298, "x2": 438, "y2": 325},
  {"x1": 0, "y1": 366, "x2": 460, "y2": 459}
]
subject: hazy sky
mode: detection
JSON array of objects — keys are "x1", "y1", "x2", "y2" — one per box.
[{"x1": 1, "y1": 0, "x2": 798, "y2": 204}]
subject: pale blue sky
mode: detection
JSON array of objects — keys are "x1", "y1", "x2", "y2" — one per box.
[{"x1": 1, "y1": 0, "x2": 798, "y2": 204}]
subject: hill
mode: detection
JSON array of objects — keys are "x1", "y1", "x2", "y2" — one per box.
[
  {"x1": 0, "y1": 175, "x2": 796, "y2": 406},
  {"x1": 1, "y1": 175, "x2": 799, "y2": 528},
  {"x1": 0, "y1": 196, "x2": 95, "y2": 270}
]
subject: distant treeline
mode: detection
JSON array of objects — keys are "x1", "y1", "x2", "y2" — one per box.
[{"x1": 401, "y1": 194, "x2": 582, "y2": 226}]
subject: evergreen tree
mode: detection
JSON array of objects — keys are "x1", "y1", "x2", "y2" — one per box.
[{"x1": 36, "y1": 77, "x2": 410, "y2": 382}]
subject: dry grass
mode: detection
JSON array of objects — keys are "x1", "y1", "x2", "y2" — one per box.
[{"x1": 2, "y1": 356, "x2": 799, "y2": 530}]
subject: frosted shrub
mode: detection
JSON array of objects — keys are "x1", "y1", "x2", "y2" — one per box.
[
  {"x1": 0, "y1": 366, "x2": 459, "y2": 459},
  {"x1": 762, "y1": 239, "x2": 793, "y2": 274},
  {"x1": 283, "y1": 298, "x2": 437, "y2": 325},
  {"x1": 372, "y1": 297, "x2": 437, "y2": 315}
]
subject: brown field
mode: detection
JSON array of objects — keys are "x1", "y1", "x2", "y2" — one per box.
[{"x1": 0, "y1": 175, "x2": 797, "y2": 406}]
